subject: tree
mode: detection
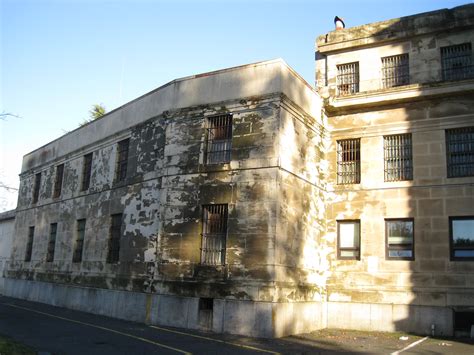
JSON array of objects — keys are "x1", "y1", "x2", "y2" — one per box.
[
  {"x1": 79, "y1": 104, "x2": 107, "y2": 127},
  {"x1": 89, "y1": 103, "x2": 107, "y2": 120},
  {"x1": 0, "y1": 111, "x2": 20, "y2": 120}
]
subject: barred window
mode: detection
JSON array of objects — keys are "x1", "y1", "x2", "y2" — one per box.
[
  {"x1": 450, "y1": 216, "x2": 474, "y2": 261},
  {"x1": 441, "y1": 43, "x2": 473, "y2": 81},
  {"x1": 206, "y1": 114, "x2": 232, "y2": 165},
  {"x1": 446, "y1": 127, "x2": 474, "y2": 178},
  {"x1": 381, "y1": 54, "x2": 409, "y2": 88},
  {"x1": 386, "y1": 218, "x2": 414, "y2": 260},
  {"x1": 337, "y1": 139, "x2": 360, "y2": 184},
  {"x1": 115, "y1": 139, "x2": 130, "y2": 182},
  {"x1": 73, "y1": 219, "x2": 86, "y2": 263},
  {"x1": 107, "y1": 214, "x2": 122, "y2": 264},
  {"x1": 33, "y1": 172, "x2": 41, "y2": 204},
  {"x1": 384, "y1": 134, "x2": 413, "y2": 181},
  {"x1": 25, "y1": 226, "x2": 34, "y2": 262},
  {"x1": 46, "y1": 223, "x2": 57, "y2": 262},
  {"x1": 337, "y1": 62, "x2": 359, "y2": 96},
  {"x1": 81, "y1": 153, "x2": 93, "y2": 191},
  {"x1": 337, "y1": 220, "x2": 360, "y2": 260},
  {"x1": 53, "y1": 164, "x2": 64, "y2": 198},
  {"x1": 201, "y1": 204, "x2": 228, "y2": 265}
]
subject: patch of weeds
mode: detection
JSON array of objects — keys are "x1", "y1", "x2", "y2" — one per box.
[{"x1": 0, "y1": 335, "x2": 35, "y2": 355}]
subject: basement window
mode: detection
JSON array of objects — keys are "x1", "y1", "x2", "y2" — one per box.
[
  {"x1": 107, "y1": 213, "x2": 123, "y2": 264},
  {"x1": 385, "y1": 218, "x2": 414, "y2": 260},
  {"x1": 205, "y1": 114, "x2": 232, "y2": 165},
  {"x1": 32, "y1": 172, "x2": 41, "y2": 204},
  {"x1": 441, "y1": 43, "x2": 473, "y2": 81},
  {"x1": 337, "y1": 220, "x2": 360, "y2": 260},
  {"x1": 201, "y1": 204, "x2": 228, "y2": 265},
  {"x1": 73, "y1": 219, "x2": 86, "y2": 263},
  {"x1": 81, "y1": 153, "x2": 93, "y2": 191},
  {"x1": 46, "y1": 223, "x2": 57, "y2": 262},
  {"x1": 337, "y1": 62, "x2": 359, "y2": 96},
  {"x1": 25, "y1": 226, "x2": 34, "y2": 262},
  {"x1": 454, "y1": 310, "x2": 474, "y2": 335},
  {"x1": 115, "y1": 139, "x2": 130, "y2": 182},
  {"x1": 384, "y1": 133, "x2": 413, "y2": 182},
  {"x1": 381, "y1": 54, "x2": 409, "y2": 88},
  {"x1": 446, "y1": 127, "x2": 474, "y2": 178},
  {"x1": 53, "y1": 164, "x2": 64, "y2": 198},
  {"x1": 337, "y1": 138, "x2": 361, "y2": 184},
  {"x1": 199, "y1": 298, "x2": 214, "y2": 311},
  {"x1": 450, "y1": 217, "x2": 474, "y2": 261}
]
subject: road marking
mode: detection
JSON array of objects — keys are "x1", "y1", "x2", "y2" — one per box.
[
  {"x1": 150, "y1": 325, "x2": 281, "y2": 354},
  {"x1": 391, "y1": 336, "x2": 429, "y2": 355},
  {"x1": 1, "y1": 302, "x2": 191, "y2": 355}
]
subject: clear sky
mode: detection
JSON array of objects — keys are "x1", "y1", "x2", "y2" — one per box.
[{"x1": 0, "y1": 0, "x2": 471, "y2": 211}]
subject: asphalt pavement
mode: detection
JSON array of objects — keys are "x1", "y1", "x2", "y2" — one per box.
[
  {"x1": 0, "y1": 295, "x2": 315, "y2": 354},
  {"x1": 1, "y1": 295, "x2": 473, "y2": 354}
]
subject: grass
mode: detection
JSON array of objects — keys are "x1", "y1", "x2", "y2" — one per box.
[{"x1": 0, "y1": 335, "x2": 35, "y2": 355}]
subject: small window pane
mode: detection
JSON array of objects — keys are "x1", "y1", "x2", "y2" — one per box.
[
  {"x1": 337, "y1": 220, "x2": 360, "y2": 260},
  {"x1": 81, "y1": 153, "x2": 93, "y2": 191},
  {"x1": 451, "y1": 217, "x2": 474, "y2": 260},
  {"x1": 382, "y1": 54, "x2": 409, "y2": 88},
  {"x1": 339, "y1": 223, "x2": 360, "y2": 248},
  {"x1": 115, "y1": 139, "x2": 130, "y2": 182},
  {"x1": 33, "y1": 173, "x2": 41, "y2": 203},
  {"x1": 389, "y1": 250, "x2": 413, "y2": 258},
  {"x1": 337, "y1": 139, "x2": 361, "y2": 184},
  {"x1": 441, "y1": 43, "x2": 473, "y2": 81},
  {"x1": 53, "y1": 164, "x2": 64, "y2": 198},
  {"x1": 384, "y1": 134, "x2": 413, "y2": 181},
  {"x1": 201, "y1": 204, "x2": 228, "y2": 265},
  {"x1": 386, "y1": 219, "x2": 414, "y2": 260},
  {"x1": 337, "y1": 62, "x2": 359, "y2": 96},
  {"x1": 446, "y1": 127, "x2": 474, "y2": 178},
  {"x1": 206, "y1": 115, "x2": 232, "y2": 165}
]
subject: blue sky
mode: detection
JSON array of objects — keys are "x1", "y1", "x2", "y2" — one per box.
[{"x1": 0, "y1": 0, "x2": 471, "y2": 211}]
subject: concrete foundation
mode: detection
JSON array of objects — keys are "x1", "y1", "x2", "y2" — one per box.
[{"x1": 3, "y1": 278, "x2": 326, "y2": 338}]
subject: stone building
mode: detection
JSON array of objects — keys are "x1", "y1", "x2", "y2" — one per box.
[
  {"x1": 0, "y1": 210, "x2": 15, "y2": 293},
  {"x1": 316, "y1": 4, "x2": 474, "y2": 336},
  {"x1": 4, "y1": 4, "x2": 474, "y2": 338}
]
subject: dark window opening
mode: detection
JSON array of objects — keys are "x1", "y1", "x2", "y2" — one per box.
[
  {"x1": 46, "y1": 223, "x2": 57, "y2": 262},
  {"x1": 199, "y1": 298, "x2": 214, "y2": 311},
  {"x1": 206, "y1": 114, "x2": 232, "y2": 165},
  {"x1": 441, "y1": 43, "x2": 473, "y2": 81},
  {"x1": 337, "y1": 62, "x2": 359, "y2": 96},
  {"x1": 25, "y1": 226, "x2": 34, "y2": 262},
  {"x1": 73, "y1": 219, "x2": 86, "y2": 263},
  {"x1": 385, "y1": 218, "x2": 414, "y2": 260},
  {"x1": 384, "y1": 134, "x2": 413, "y2": 181},
  {"x1": 381, "y1": 54, "x2": 409, "y2": 88},
  {"x1": 81, "y1": 153, "x2": 93, "y2": 191},
  {"x1": 115, "y1": 139, "x2": 130, "y2": 182},
  {"x1": 201, "y1": 204, "x2": 228, "y2": 265},
  {"x1": 337, "y1": 220, "x2": 360, "y2": 260},
  {"x1": 446, "y1": 127, "x2": 474, "y2": 178},
  {"x1": 107, "y1": 213, "x2": 123, "y2": 264},
  {"x1": 450, "y1": 216, "x2": 474, "y2": 261},
  {"x1": 454, "y1": 311, "x2": 474, "y2": 332},
  {"x1": 53, "y1": 164, "x2": 64, "y2": 198},
  {"x1": 337, "y1": 138, "x2": 360, "y2": 184},
  {"x1": 33, "y1": 173, "x2": 41, "y2": 204}
]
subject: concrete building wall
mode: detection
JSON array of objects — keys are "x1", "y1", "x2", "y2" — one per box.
[
  {"x1": 6, "y1": 60, "x2": 326, "y2": 338},
  {"x1": 0, "y1": 210, "x2": 15, "y2": 293}
]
